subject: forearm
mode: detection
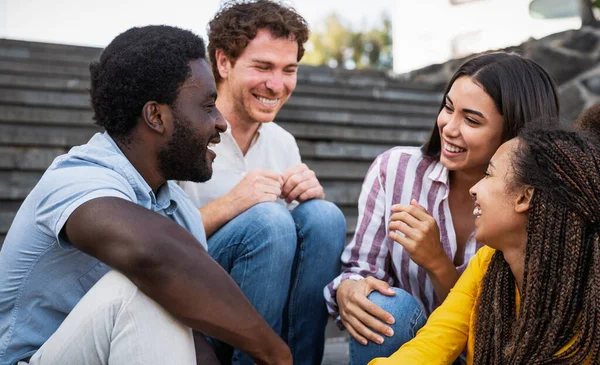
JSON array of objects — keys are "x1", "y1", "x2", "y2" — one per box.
[
  {"x1": 426, "y1": 258, "x2": 460, "y2": 302},
  {"x1": 126, "y1": 227, "x2": 289, "y2": 364},
  {"x1": 200, "y1": 194, "x2": 245, "y2": 237}
]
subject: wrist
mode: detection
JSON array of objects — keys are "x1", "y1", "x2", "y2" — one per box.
[{"x1": 425, "y1": 255, "x2": 454, "y2": 277}]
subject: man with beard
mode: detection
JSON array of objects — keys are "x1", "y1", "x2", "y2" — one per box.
[
  {"x1": 0, "y1": 25, "x2": 291, "y2": 365},
  {"x1": 179, "y1": 1, "x2": 346, "y2": 364}
]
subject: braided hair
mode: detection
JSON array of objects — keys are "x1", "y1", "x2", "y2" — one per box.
[{"x1": 474, "y1": 129, "x2": 600, "y2": 364}]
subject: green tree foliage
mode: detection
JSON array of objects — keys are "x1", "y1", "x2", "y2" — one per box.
[{"x1": 302, "y1": 13, "x2": 393, "y2": 70}]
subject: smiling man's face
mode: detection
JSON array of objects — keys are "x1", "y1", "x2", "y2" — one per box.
[
  {"x1": 218, "y1": 28, "x2": 299, "y2": 125},
  {"x1": 158, "y1": 58, "x2": 226, "y2": 183}
]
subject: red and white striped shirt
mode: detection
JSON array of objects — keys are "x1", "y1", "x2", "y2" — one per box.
[{"x1": 325, "y1": 147, "x2": 483, "y2": 324}]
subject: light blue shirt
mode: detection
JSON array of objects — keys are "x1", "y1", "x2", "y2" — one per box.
[{"x1": 0, "y1": 132, "x2": 207, "y2": 365}]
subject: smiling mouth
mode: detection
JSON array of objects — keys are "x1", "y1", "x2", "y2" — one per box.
[
  {"x1": 444, "y1": 141, "x2": 467, "y2": 153},
  {"x1": 473, "y1": 204, "x2": 482, "y2": 217},
  {"x1": 255, "y1": 95, "x2": 279, "y2": 106}
]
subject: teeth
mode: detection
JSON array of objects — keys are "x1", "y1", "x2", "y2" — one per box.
[
  {"x1": 208, "y1": 142, "x2": 216, "y2": 148},
  {"x1": 473, "y1": 207, "x2": 482, "y2": 217},
  {"x1": 444, "y1": 143, "x2": 466, "y2": 153},
  {"x1": 256, "y1": 96, "x2": 278, "y2": 106}
]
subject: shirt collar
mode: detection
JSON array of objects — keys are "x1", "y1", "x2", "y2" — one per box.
[
  {"x1": 427, "y1": 157, "x2": 450, "y2": 187},
  {"x1": 223, "y1": 119, "x2": 264, "y2": 150},
  {"x1": 102, "y1": 132, "x2": 178, "y2": 214}
]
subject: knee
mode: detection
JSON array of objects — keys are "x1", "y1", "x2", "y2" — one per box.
[
  {"x1": 367, "y1": 288, "x2": 423, "y2": 325},
  {"x1": 293, "y1": 200, "x2": 346, "y2": 245},
  {"x1": 243, "y1": 202, "x2": 297, "y2": 257},
  {"x1": 245, "y1": 202, "x2": 296, "y2": 237}
]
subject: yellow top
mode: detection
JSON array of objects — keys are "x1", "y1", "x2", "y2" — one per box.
[{"x1": 369, "y1": 246, "x2": 584, "y2": 365}]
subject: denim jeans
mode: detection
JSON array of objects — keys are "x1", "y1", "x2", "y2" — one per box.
[
  {"x1": 207, "y1": 200, "x2": 346, "y2": 365},
  {"x1": 349, "y1": 288, "x2": 428, "y2": 365}
]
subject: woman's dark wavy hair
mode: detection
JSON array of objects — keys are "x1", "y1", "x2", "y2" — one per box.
[
  {"x1": 421, "y1": 52, "x2": 560, "y2": 158},
  {"x1": 89, "y1": 25, "x2": 206, "y2": 143},
  {"x1": 207, "y1": 0, "x2": 309, "y2": 84},
  {"x1": 474, "y1": 128, "x2": 600, "y2": 364}
]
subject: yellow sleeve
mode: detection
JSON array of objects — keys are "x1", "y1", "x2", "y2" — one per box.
[{"x1": 368, "y1": 246, "x2": 495, "y2": 365}]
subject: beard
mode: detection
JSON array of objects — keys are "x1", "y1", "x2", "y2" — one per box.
[{"x1": 157, "y1": 111, "x2": 212, "y2": 183}]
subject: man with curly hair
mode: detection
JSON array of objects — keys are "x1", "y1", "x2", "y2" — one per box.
[
  {"x1": 0, "y1": 25, "x2": 292, "y2": 365},
  {"x1": 179, "y1": 1, "x2": 346, "y2": 364}
]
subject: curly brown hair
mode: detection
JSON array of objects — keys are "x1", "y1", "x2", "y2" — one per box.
[
  {"x1": 207, "y1": 0, "x2": 309, "y2": 84},
  {"x1": 474, "y1": 129, "x2": 600, "y2": 364}
]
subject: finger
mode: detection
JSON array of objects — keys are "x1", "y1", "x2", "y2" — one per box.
[
  {"x1": 356, "y1": 295, "x2": 395, "y2": 326},
  {"x1": 389, "y1": 230, "x2": 416, "y2": 252},
  {"x1": 346, "y1": 314, "x2": 385, "y2": 345},
  {"x1": 354, "y1": 298, "x2": 394, "y2": 337},
  {"x1": 286, "y1": 179, "x2": 318, "y2": 203},
  {"x1": 254, "y1": 169, "x2": 284, "y2": 184},
  {"x1": 388, "y1": 220, "x2": 417, "y2": 239},
  {"x1": 390, "y1": 211, "x2": 421, "y2": 229},
  {"x1": 282, "y1": 163, "x2": 308, "y2": 181},
  {"x1": 282, "y1": 169, "x2": 314, "y2": 199},
  {"x1": 365, "y1": 277, "x2": 397, "y2": 298},
  {"x1": 392, "y1": 202, "x2": 432, "y2": 222},
  {"x1": 260, "y1": 183, "x2": 282, "y2": 197},
  {"x1": 344, "y1": 321, "x2": 368, "y2": 346},
  {"x1": 259, "y1": 193, "x2": 278, "y2": 203},
  {"x1": 298, "y1": 186, "x2": 324, "y2": 202}
]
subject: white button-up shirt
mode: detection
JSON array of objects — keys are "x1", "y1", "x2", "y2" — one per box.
[{"x1": 180, "y1": 121, "x2": 302, "y2": 210}]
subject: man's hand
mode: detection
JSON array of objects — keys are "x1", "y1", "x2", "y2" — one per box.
[
  {"x1": 336, "y1": 277, "x2": 396, "y2": 346},
  {"x1": 281, "y1": 163, "x2": 324, "y2": 203},
  {"x1": 229, "y1": 169, "x2": 283, "y2": 212}
]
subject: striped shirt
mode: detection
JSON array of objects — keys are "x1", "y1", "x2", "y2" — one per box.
[{"x1": 324, "y1": 146, "x2": 483, "y2": 323}]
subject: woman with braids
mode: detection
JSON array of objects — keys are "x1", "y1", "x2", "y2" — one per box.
[
  {"x1": 324, "y1": 52, "x2": 560, "y2": 364},
  {"x1": 370, "y1": 128, "x2": 600, "y2": 364}
]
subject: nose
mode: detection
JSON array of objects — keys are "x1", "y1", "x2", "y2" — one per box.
[
  {"x1": 469, "y1": 180, "x2": 480, "y2": 199},
  {"x1": 215, "y1": 109, "x2": 227, "y2": 133},
  {"x1": 265, "y1": 71, "x2": 284, "y2": 95},
  {"x1": 443, "y1": 114, "x2": 461, "y2": 138}
]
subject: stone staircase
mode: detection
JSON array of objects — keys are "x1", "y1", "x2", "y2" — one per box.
[{"x1": 0, "y1": 38, "x2": 442, "y2": 249}]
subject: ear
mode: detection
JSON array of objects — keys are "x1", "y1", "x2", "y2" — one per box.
[
  {"x1": 215, "y1": 49, "x2": 232, "y2": 80},
  {"x1": 141, "y1": 101, "x2": 169, "y2": 135},
  {"x1": 514, "y1": 186, "x2": 534, "y2": 213}
]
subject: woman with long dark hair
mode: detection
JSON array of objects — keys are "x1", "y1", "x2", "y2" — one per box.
[
  {"x1": 370, "y1": 128, "x2": 600, "y2": 364},
  {"x1": 324, "y1": 52, "x2": 560, "y2": 364}
]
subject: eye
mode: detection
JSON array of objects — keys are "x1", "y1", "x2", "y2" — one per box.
[
  {"x1": 255, "y1": 65, "x2": 269, "y2": 71},
  {"x1": 465, "y1": 117, "x2": 481, "y2": 126},
  {"x1": 443, "y1": 104, "x2": 453, "y2": 113},
  {"x1": 484, "y1": 170, "x2": 491, "y2": 177},
  {"x1": 284, "y1": 68, "x2": 298, "y2": 74}
]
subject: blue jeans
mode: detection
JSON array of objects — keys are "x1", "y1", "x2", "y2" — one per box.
[
  {"x1": 349, "y1": 288, "x2": 427, "y2": 365},
  {"x1": 207, "y1": 200, "x2": 346, "y2": 365}
]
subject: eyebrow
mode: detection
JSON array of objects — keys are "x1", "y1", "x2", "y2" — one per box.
[
  {"x1": 445, "y1": 95, "x2": 486, "y2": 119},
  {"x1": 251, "y1": 59, "x2": 298, "y2": 68},
  {"x1": 488, "y1": 160, "x2": 496, "y2": 169}
]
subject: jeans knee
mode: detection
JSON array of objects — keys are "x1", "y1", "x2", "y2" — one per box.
[
  {"x1": 367, "y1": 288, "x2": 424, "y2": 330},
  {"x1": 296, "y1": 200, "x2": 345, "y2": 229},
  {"x1": 244, "y1": 202, "x2": 296, "y2": 260}
]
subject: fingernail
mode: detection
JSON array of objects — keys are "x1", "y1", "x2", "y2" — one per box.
[
  {"x1": 388, "y1": 316, "x2": 395, "y2": 324},
  {"x1": 387, "y1": 328, "x2": 394, "y2": 337},
  {"x1": 361, "y1": 339, "x2": 368, "y2": 346},
  {"x1": 376, "y1": 336, "x2": 384, "y2": 344}
]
